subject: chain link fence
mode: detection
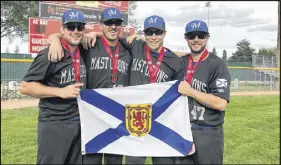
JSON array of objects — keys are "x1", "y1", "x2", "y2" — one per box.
[
  {"x1": 227, "y1": 55, "x2": 279, "y2": 92},
  {"x1": 1, "y1": 54, "x2": 280, "y2": 100},
  {"x1": 1, "y1": 53, "x2": 33, "y2": 100}
]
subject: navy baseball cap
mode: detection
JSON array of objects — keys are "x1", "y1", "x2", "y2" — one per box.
[
  {"x1": 100, "y1": 7, "x2": 124, "y2": 22},
  {"x1": 62, "y1": 9, "x2": 86, "y2": 25},
  {"x1": 143, "y1": 15, "x2": 165, "y2": 31},
  {"x1": 185, "y1": 20, "x2": 208, "y2": 34}
]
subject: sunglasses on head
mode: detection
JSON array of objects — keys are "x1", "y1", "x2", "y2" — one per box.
[
  {"x1": 144, "y1": 29, "x2": 164, "y2": 36},
  {"x1": 103, "y1": 20, "x2": 122, "y2": 27},
  {"x1": 64, "y1": 23, "x2": 85, "y2": 32},
  {"x1": 185, "y1": 32, "x2": 208, "y2": 40}
]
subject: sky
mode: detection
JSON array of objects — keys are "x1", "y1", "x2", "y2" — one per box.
[{"x1": 1, "y1": 1, "x2": 279, "y2": 58}]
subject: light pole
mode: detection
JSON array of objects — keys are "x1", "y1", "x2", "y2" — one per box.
[
  {"x1": 277, "y1": 1, "x2": 280, "y2": 89},
  {"x1": 206, "y1": 2, "x2": 211, "y2": 49},
  {"x1": 206, "y1": 2, "x2": 211, "y2": 28}
]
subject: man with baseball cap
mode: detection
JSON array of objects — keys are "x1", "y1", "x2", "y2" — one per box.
[
  {"x1": 46, "y1": 7, "x2": 131, "y2": 164},
  {"x1": 118, "y1": 15, "x2": 191, "y2": 165},
  {"x1": 20, "y1": 9, "x2": 87, "y2": 164},
  {"x1": 177, "y1": 20, "x2": 231, "y2": 164}
]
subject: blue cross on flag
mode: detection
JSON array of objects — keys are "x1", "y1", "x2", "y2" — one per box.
[{"x1": 78, "y1": 81, "x2": 194, "y2": 157}]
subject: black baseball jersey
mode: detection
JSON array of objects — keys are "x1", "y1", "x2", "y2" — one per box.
[
  {"x1": 23, "y1": 47, "x2": 87, "y2": 121},
  {"x1": 181, "y1": 52, "x2": 231, "y2": 127},
  {"x1": 83, "y1": 37, "x2": 131, "y2": 88},
  {"x1": 118, "y1": 39, "x2": 184, "y2": 86}
]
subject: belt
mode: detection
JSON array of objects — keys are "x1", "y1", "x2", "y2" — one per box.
[{"x1": 190, "y1": 123, "x2": 221, "y2": 130}]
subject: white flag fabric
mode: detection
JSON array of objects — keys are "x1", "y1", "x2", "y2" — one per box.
[{"x1": 77, "y1": 80, "x2": 193, "y2": 157}]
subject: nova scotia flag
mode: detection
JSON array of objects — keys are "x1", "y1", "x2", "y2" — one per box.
[{"x1": 77, "y1": 81, "x2": 194, "y2": 157}]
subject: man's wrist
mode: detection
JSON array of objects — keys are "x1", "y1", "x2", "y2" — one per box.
[
  {"x1": 52, "y1": 87, "x2": 62, "y2": 98},
  {"x1": 189, "y1": 88, "x2": 197, "y2": 98}
]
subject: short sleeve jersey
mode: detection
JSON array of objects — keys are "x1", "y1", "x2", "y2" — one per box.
[
  {"x1": 181, "y1": 52, "x2": 231, "y2": 127},
  {"x1": 83, "y1": 37, "x2": 132, "y2": 88},
  {"x1": 119, "y1": 39, "x2": 185, "y2": 86},
  {"x1": 23, "y1": 47, "x2": 87, "y2": 121}
]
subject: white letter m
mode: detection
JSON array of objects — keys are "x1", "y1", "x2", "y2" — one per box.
[
  {"x1": 108, "y1": 9, "x2": 117, "y2": 16},
  {"x1": 69, "y1": 12, "x2": 79, "y2": 19},
  {"x1": 191, "y1": 22, "x2": 201, "y2": 29}
]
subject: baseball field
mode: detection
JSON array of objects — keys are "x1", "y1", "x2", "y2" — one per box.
[{"x1": 1, "y1": 95, "x2": 280, "y2": 164}]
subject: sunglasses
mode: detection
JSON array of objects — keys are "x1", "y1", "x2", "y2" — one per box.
[
  {"x1": 144, "y1": 30, "x2": 164, "y2": 36},
  {"x1": 185, "y1": 32, "x2": 208, "y2": 40},
  {"x1": 64, "y1": 23, "x2": 85, "y2": 32},
  {"x1": 103, "y1": 20, "x2": 122, "y2": 27}
]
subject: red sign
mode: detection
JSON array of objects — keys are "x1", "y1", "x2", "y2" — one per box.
[
  {"x1": 98, "y1": 1, "x2": 128, "y2": 11},
  {"x1": 29, "y1": 17, "x2": 135, "y2": 54},
  {"x1": 42, "y1": 1, "x2": 128, "y2": 11}
]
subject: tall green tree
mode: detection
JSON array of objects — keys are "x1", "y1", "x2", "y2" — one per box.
[
  {"x1": 230, "y1": 39, "x2": 256, "y2": 62},
  {"x1": 211, "y1": 47, "x2": 217, "y2": 56},
  {"x1": 128, "y1": 1, "x2": 142, "y2": 34},
  {"x1": 1, "y1": 1, "x2": 38, "y2": 41},
  {"x1": 222, "y1": 49, "x2": 227, "y2": 62},
  {"x1": 5, "y1": 47, "x2": 10, "y2": 53},
  {"x1": 13, "y1": 45, "x2": 20, "y2": 53},
  {"x1": 258, "y1": 47, "x2": 277, "y2": 56}
]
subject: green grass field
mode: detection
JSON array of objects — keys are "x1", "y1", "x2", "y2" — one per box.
[{"x1": 1, "y1": 95, "x2": 280, "y2": 164}]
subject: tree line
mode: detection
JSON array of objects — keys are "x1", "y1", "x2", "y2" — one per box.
[{"x1": 211, "y1": 39, "x2": 277, "y2": 62}]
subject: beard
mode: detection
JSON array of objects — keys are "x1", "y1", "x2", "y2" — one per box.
[
  {"x1": 103, "y1": 31, "x2": 119, "y2": 42},
  {"x1": 189, "y1": 43, "x2": 207, "y2": 54}
]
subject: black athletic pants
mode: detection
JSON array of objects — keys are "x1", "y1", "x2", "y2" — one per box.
[
  {"x1": 150, "y1": 126, "x2": 224, "y2": 165},
  {"x1": 37, "y1": 120, "x2": 82, "y2": 164},
  {"x1": 176, "y1": 126, "x2": 224, "y2": 165}
]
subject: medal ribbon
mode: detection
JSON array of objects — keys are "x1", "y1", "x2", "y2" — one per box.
[
  {"x1": 61, "y1": 38, "x2": 80, "y2": 82},
  {"x1": 145, "y1": 45, "x2": 165, "y2": 83},
  {"x1": 101, "y1": 36, "x2": 120, "y2": 83},
  {"x1": 185, "y1": 49, "x2": 209, "y2": 83}
]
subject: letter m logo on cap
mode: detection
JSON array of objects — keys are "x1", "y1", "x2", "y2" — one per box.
[
  {"x1": 191, "y1": 22, "x2": 201, "y2": 30},
  {"x1": 148, "y1": 17, "x2": 158, "y2": 24},
  {"x1": 69, "y1": 12, "x2": 79, "y2": 20},
  {"x1": 108, "y1": 9, "x2": 117, "y2": 16}
]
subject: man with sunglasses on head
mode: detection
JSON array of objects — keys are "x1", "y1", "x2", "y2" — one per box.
[
  {"x1": 46, "y1": 7, "x2": 131, "y2": 164},
  {"x1": 177, "y1": 20, "x2": 231, "y2": 164},
  {"x1": 20, "y1": 9, "x2": 87, "y2": 164}
]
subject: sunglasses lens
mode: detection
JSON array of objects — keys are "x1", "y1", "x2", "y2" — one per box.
[
  {"x1": 65, "y1": 24, "x2": 75, "y2": 31},
  {"x1": 103, "y1": 21, "x2": 111, "y2": 26},
  {"x1": 186, "y1": 32, "x2": 207, "y2": 40},
  {"x1": 104, "y1": 20, "x2": 122, "y2": 26},
  {"x1": 155, "y1": 30, "x2": 164, "y2": 35},
  {"x1": 186, "y1": 33, "x2": 196, "y2": 40},
  {"x1": 114, "y1": 21, "x2": 122, "y2": 26},
  {"x1": 197, "y1": 33, "x2": 207, "y2": 39},
  {"x1": 145, "y1": 31, "x2": 153, "y2": 36},
  {"x1": 145, "y1": 30, "x2": 164, "y2": 36}
]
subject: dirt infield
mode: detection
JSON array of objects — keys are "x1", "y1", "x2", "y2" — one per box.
[
  {"x1": 1, "y1": 91, "x2": 279, "y2": 110},
  {"x1": 1, "y1": 99, "x2": 39, "y2": 110}
]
